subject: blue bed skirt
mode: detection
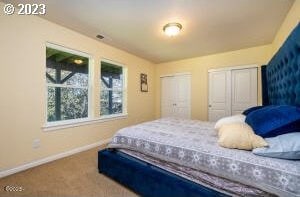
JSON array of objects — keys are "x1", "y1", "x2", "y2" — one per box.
[{"x1": 98, "y1": 149, "x2": 228, "y2": 197}]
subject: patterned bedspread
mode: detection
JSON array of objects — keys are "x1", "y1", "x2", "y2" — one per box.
[{"x1": 108, "y1": 118, "x2": 300, "y2": 197}]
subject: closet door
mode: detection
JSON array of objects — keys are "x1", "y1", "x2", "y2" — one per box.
[
  {"x1": 208, "y1": 71, "x2": 231, "y2": 121},
  {"x1": 161, "y1": 74, "x2": 191, "y2": 119},
  {"x1": 161, "y1": 76, "x2": 176, "y2": 118},
  {"x1": 231, "y1": 68, "x2": 257, "y2": 115},
  {"x1": 174, "y1": 75, "x2": 191, "y2": 119}
]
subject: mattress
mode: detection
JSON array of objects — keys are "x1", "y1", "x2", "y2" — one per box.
[
  {"x1": 119, "y1": 149, "x2": 274, "y2": 197},
  {"x1": 108, "y1": 118, "x2": 300, "y2": 197}
]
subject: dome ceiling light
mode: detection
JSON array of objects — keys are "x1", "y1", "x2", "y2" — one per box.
[{"x1": 163, "y1": 22, "x2": 182, "y2": 37}]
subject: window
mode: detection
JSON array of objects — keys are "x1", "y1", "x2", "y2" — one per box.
[
  {"x1": 100, "y1": 61, "x2": 125, "y2": 116},
  {"x1": 46, "y1": 44, "x2": 90, "y2": 122}
]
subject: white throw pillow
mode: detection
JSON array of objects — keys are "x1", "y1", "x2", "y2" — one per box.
[{"x1": 214, "y1": 114, "x2": 246, "y2": 131}]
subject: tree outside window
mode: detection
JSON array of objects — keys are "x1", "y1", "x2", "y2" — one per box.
[
  {"x1": 46, "y1": 46, "x2": 89, "y2": 122},
  {"x1": 100, "y1": 61, "x2": 124, "y2": 116}
]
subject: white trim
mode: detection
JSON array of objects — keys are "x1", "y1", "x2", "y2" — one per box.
[
  {"x1": 100, "y1": 59, "x2": 128, "y2": 116},
  {"x1": 101, "y1": 88, "x2": 124, "y2": 91},
  {"x1": 100, "y1": 58, "x2": 125, "y2": 68},
  {"x1": 88, "y1": 58, "x2": 95, "y2": 118},
  {"x1": 122, "y1": 67, "x2": 128, "y2": 115},
  {"x1": 46, "y1": 84, "x2": 88, "y2": 89},
  {"x1": 0, "y1": 138, "x2": 111, "y2": 178},
  {"x1": 45, "y1": 42, "x2": 93, "y2": 125},
  {"x1": 208, "y1": 64, "x2": 258, "y2": 72},
  {"x1": 99, "y1": 113, "x2": 127, "y2": 120},
  {"x1": 160, "y1": 72, "x2": 191, "y2": 78},
  {"x1": 43, "y1": 113, "x2": 128, "y2": 131},
  {"x1": 46, "y1": 42, "x2": 91, "y2": 58}
]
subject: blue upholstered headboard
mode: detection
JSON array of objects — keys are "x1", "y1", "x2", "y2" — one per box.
[{"x1": 262, "y1": 23, "x2": 300, "y2": 106}]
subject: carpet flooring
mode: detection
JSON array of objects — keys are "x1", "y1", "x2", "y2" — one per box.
[{"x1": 0, "y1": 147, "x2": 138, "y2": 197}]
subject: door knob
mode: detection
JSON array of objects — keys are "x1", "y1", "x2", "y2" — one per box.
[{"x1": 209, "y1": 104, "x2": 212, "y2": 107}]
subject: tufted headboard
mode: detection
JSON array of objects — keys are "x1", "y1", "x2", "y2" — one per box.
[{"x1": 262, "y1": 23, "x2": 300, "y2": 106}]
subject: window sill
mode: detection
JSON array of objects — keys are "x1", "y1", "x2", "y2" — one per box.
[{"x1": 42, "y1": 113, "x2": 128, "y2": 132}]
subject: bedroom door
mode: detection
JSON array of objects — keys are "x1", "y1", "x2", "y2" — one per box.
[
  {"x1": 208, "y1": 66, "x2": 257, "y2": 121},
  {"x1": 161, "y1": 74, "x2": 191, "y2": 119}
]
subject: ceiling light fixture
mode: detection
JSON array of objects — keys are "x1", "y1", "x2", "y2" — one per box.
[
  {"x1": 74, "y1": 59, "x2": 83, "y2": 64},
  {"x1": 96, "y1": 34, "x2": 104, "y2": 39},
  {"x1": 163, "y1": 22, "x2": 182, "y2": 37}
]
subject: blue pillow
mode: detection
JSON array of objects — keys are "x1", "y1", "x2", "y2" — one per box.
[
  {"x1": 245, "y1": 105, "x2": 300, "y2": 137},
  {"x1": 242, "y1": 106, "x2": 266, "y2": 115},
  {"x1": 252, "y1": 132, "x2": 300, "y2": 160}
]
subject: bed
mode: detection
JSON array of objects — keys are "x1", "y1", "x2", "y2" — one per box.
[{"x1": 98, "y1": 23, "x2": 300, "y2": 197}]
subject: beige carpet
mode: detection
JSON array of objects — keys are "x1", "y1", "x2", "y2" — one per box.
[{"x1": 0, "y1": 147, "x2": 138, "y2": 197}]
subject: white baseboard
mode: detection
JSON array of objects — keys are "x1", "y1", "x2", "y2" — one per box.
[{"x1": 0, "y1": 138, "x2": 111, "y2": 178}]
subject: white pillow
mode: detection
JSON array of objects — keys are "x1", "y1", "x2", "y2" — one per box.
[{"x1": 214, "y1": 114, "x2": 246, "y2": 131}]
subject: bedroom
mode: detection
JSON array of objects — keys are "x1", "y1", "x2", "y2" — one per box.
[{"x1": 0, "y1": 0, "x2": 299, "y2": 196}]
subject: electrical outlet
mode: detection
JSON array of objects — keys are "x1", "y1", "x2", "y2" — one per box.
[{"x1": 32, "y1": 139, "x2": 40, "y2": 149}]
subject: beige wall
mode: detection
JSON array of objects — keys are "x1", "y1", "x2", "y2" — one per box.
[
  {"x1": 0, "y1": 4, "x2": 155, "y2": 171},
  {"x1": 0, "y1": 0, "x2": 299, "y2": 173},
  {"x1": 155, "y1": 0, "x2": 300, "y2": 121},
  {"x1": 155, "y1": 45, "x2": 273, "y2": 120},
  {"x1": 271, "y1": 0, "x2": 300, "y2": 55}
]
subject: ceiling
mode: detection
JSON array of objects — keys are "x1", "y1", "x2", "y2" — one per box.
[{"x1": 6, "y1": 0, "x2": 294, "y2": 63}]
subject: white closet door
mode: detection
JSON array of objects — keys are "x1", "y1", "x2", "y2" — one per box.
[
  {"x1": 175, "y1": 75, "x2": 191, "y2": 119},
  {"x1": 208, "y1": 71, "x2": 231, "y2": 121},
  {"x1": 231, "y1": 68, "x2": 257, "y2": 115},
  {"x1": 161, "y1": 76, "x2": 176, "y2": 118},
  {"x1": 161, "y1": 74, "x2": 191, "y2": 119}
]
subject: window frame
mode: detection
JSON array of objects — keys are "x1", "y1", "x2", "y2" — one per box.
[
  {"x1": 44, "y1": 42, "x2": 92, "y2": 127},
  {"x1": 43, "y1": 43, "x2": 128, "y2": 132},
  {"x1": 100, "y1": 59, "x2": 127, "y2": 118}
]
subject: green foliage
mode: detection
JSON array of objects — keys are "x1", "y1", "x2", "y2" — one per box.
[
  {"x1": 46, "y1": 47, "x2": 89, "y2": 122},
  {"x1": 46, "y1": 48, "x2": 124, "y2": 122},
  {"x1": 47, "y1": 87, "x2": 88, "y2": 122}
]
